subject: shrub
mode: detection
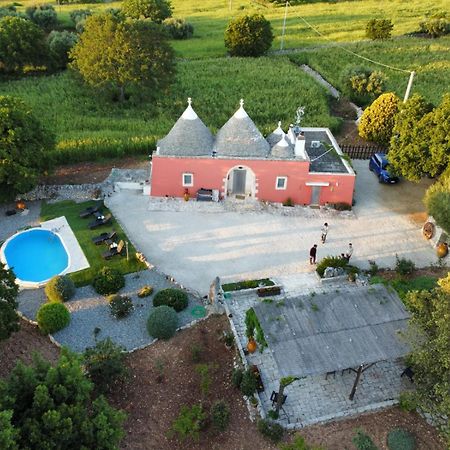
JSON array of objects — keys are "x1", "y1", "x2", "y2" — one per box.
[
  {"x1": 240, "y1": 369, "x2": 257, "y2": 397},
  {"x1": 195, "y1": 363, "x2": 211, "y2": 397},
  {"x1": 25, "y1": 5, "x2": 57, "y2": 31},
  {"x1": 231, "y1": 368, "x2": 243, "y2": 388},
  {"x1": 153, "y1": 288, "x2": 188, "y2": 312},
  {"x1": 70, "y1": 9, "x2": 92, "y2": 33},
  {"x1": 352, "y1": 429, "x2": 378, "y2": 450},
  {"x1": 108, "y1": 294, "x2": 133, "y2": 319},
  {"x1": 395, "y1": 255, "x2": 415, "y2": 276},
  {"x1": 257, "y1": 419, "x2": 284, "y2": 443},
  {"x1": 92, "y1": 266, "x2": 125, "y2": 295},
  {"x1": 283, "y1": 197, "x2": 294, "y2": 207},
  {"x1": 333, "y1": 202, "x2": 352, "y2": 211},
  {"x1": 342, "y1": 66, "x2": 386, "y2": 105},
  {"x1": 365, "y1": 19, "x2": 393, "y2": 40},
  {"x1": 316, "y1": 255, "x2": 348, "y2": 277},
  {"x1": 280, "y1": 434, "x2": 325, "y2": 450},
  {"x1": 224, "y1": 14, "x2": 274, "y2": 57},
  {"x1": 210, "y1": 400, "x2": 230, "y2": 431},
  {"x1": 47, "y1": 30, "x2": 78, "y2": 69},
  {"x1": 424, "y1": 168, "x2": 450, "y2": 234},
  {"x1": 368, "y1": 260, "x2": 379, "y2": 276},
  {"x1": 45, "y1": 275, "x2": 76, "y2": 303},
  {"x1": 37, "y1": 302, "x2": 70, "y2": 334},
  {"x1": 419, "y1": 12, "x2": 449, "y2": 38},
  {"x1": 387, "y1": 428, "x2": 416, "y2": 450},
  {"x1": 137, "y1": 285, "x2": 153, "y2": 298},
  {"x1": 170, "y1": 404, "x2": 206, "y2": 441},
  {"x1": 122, "y1": 0, "x2": 172, "y2": 23},
  {"x1": 398, "y1": 392, "x2": 418, "y2": 412},
  {"x1": 147, "y1": 305, "x2": 178, "y2": 339},
  {"x1": 83, "y1": 337, "x2": 128, "y2": 393},
  {"x1": 163, "y1": 17, "x2": 193, "y2": 39},
  {"x1": 245, "y1": 307, "x2": 267, "y2": 349}
]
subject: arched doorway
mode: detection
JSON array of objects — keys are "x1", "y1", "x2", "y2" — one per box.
[{"x1": 225, "y1": 165, "x2": 256, "y2": 199}]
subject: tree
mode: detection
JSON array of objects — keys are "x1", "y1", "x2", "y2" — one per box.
[
  {"x1": 122, "y1": 0, "x2": 172, "y2": 22},
  {"x1": 70, "y1": 14, "x2": 175, "y2": 102},
  {"x1": 341, "y1": 66, "x2": 386, "y2": 105},
  {"x1": 420, "y1": 11, "x2": 449, "y2": 38},
  {"x1": 25, "y1": 4, "x2": 58, "y2": 31},
  {"x1": 47, "y1": 30, "x2": 78, "y2": 69},
  {"x1": 0, "y1": 96, "x2": 54, "y2": 201},
  {"x1": 365, "y1": 18, "x2": 393, "y2": 40},
  {"x1": 358, "y1": 92, "x2": 400, "y2": 146},
  {"x1": 224, "y1": 14, "x2": 274, "y2": 57},
  {"x1": 0, "y1": 16, "x2": 48, "y2": 74},
  {"x1": 0, "y1": 350, "x2": 126, "y2": 449},
  {"x1": 0, "y1": 263, "x2": 19, "y2": 341},
  {"x1": 424, "y1": 167, "x2": 450, "y2": 233}
]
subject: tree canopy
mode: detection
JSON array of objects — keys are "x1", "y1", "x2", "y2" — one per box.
[
  {"x1": 0, "y1": 96, "x2": 54, "y2": 201},
  {"x1": 122, "y1": 0, "x2": 172, "y2": 22},
  {"x1": 424, "y1": 167, "x2": 450, "y2": 233},
  {"x1": 0, "y1": 262, "x2": 19, "y2": 341},
  {"x1": 70, "y1": 14, "x2": 175, "y2": 101}
]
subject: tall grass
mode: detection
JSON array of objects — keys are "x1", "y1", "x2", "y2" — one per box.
[{"x1": 0, "y1": 58, "x2": 338, "y2": 163}]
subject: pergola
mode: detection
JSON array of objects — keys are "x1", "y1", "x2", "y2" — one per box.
[{"x1": 253, "y1": 284, "x2": 410, "y2": 400}]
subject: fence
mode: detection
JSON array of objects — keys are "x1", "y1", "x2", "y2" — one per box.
[{"x1": 340, "y1": 145, "x2": 386, "y2": 160}]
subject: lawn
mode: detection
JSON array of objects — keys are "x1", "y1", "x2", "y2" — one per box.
[
  {"x1": 40, "y1": 200, "x2": 146, "y2": 286},
  {"x1": 0, "y1": 57, "x2": 337, "y2": 163}
]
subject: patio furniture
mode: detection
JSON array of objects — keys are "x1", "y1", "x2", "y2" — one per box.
[
  {"x1": 197, "y1": 188, "x2": 213, "y2": 201},
  {"x1": 79, "y1": 204, "x2": 101, "y2": 218},
  {"x1": 401, "y1": 366, "x2": 414, "y2": 382},
  {"x1": 325, "y1": 370, "x2": 336, "y2": 379},
  {"x1": 88, "y1": 213, "x2": 112, "y2": 229},
  {"x1": 5, "y1": 210, "x2": 16, "y2": 216},
  {"x1": 270, "y1": 391, "x2": 287, "y2": 407},
  {"x1": 102, "y1": 240, "x2": 124, "y2": 259},
  {"x1": 92, "y1": 231, "x2": 116, "y2": 245}
]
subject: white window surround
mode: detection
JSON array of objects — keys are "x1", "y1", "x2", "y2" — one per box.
[
  {"x1": 182, "y1": 173, "x2": 193, "y2": 187},
  {"x1": 276, "y1": 176, "x2": 288, "y2": 190},
  {"x1": 305, "y1": 181, "x2": 330, "y2": 187}
]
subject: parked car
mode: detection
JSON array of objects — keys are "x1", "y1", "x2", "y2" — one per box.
[{"x1": 369, "y1": 153, "x2": 399, "y2": 184}]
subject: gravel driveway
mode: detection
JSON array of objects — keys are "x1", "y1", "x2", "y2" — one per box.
[{"x1": 107, "y1": 161, "x2": 437, "y2": 295}]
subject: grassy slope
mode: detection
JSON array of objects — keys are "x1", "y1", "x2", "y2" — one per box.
[{"x1": 40, "y1": 200, "x2": 146, "y2": 286}]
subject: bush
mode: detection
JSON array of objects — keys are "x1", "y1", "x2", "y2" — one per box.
[
  {"x1": 395, "y1": 255, "x2": 415, "y2": 276},
  {"x1": 240, "y1": 369, "x2": 257, "y2": 397},
  {"x1": 257, "y1": 419, "x2": 284, "y2": 443},
  {"x1": 316, "y1": 255, "x2": 348, "y2": 277},
  {"x1": 70, "y1": 9, "x2": 92, "y2": 33},
  {"x1": 47, "y1": 30, "x2": 78, "y2": 69},
  {"x1": 25, "y1": 4, "x2": 57, "y2": 31},
  {"x1": 92, "y1": 266, "x2": 125, "y2": 295},
  {"x1": 398, "y1": 392, "x2": 418, "y2": 412},
  {"x1": 333, "y1": 202, "x2": 352, "y2": 211},
  {"x1": 137, "y1": 285, "x2": 154, "y2": 298},
  {"x1": 170, "y1": 404, "x2": 206, "y2": 441},
  {"x1": 122, "y1": 0, "x2": 172, "y2": 22},
  {"x1": 45, "y1": 275, "x2": 76, "y2": 303},
  {"x1": 352, "y1": 429, "x2": 378, "y2": 450},
  {"x1": 280, "y1": 434, "x2": 325, "y2": 450},
  {"x1": 37, "y1": 302, "x2": 70, "y2": 334},
  {"x1": 147, "y1": 305, "x2": 178, "y2": 339},
  {"x1": 387, "y1": 428, "x2": 416, "y2": 450},
  {"x1": 163, "y1": 17, "x2": 193, "y2": 39},
  {"x1": 153, "y1": 288, "x2": 188, "y2": 312},
  {"x1": 366, "y1": 19, "x2": 393, "y2": 40},
  {"x1": 224, "y1": 14, "x2": 274, "y2": 57},
  {"x1": 342, "y1": 66, "x2": 386, "y2": 105},
  {"x1": 419, "y1": 12, "x2": 449, "y2": 38},
  {"x1": 83, "y1": 337, "x2": 128, "y2": 393},
  {"x1": 210, "y1": 400, "x2": 230, "y2": 431},
  {"x1": 424, "y1": 169, "x2": 450, "y2": 234},
  {"x1": 283, "y1": 197, "x2": 294, "y2": 207},
  {"x1": 231, "y1": 368, "x2": 243, "y2": 388},
  {"x1": 108, "y1": 294, "x2": 133, "y2": 319}
]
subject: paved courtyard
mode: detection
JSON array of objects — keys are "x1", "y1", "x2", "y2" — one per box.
[{"x1": 106, "y1": 161, "x2": 437, "y2": 296}]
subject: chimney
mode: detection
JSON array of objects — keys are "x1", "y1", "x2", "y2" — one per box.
[{"x1": 294, "y1": 132, "x2": 308, "y2": 160}]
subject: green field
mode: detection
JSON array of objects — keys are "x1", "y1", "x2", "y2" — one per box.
[{"x1": 0, "y1": 57, "x2": 337, "y2": 163}]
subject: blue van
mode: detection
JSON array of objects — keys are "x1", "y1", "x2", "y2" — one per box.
[{"x1": 369, "y1": 153, "x2": 399, "y2": 184}]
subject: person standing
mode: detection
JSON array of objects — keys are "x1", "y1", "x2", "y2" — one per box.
[
  {"x1": 309, "y1": 244, "x2": 318, "y2": 264},
  {"x1": 321, "y1": 223, "x2": 329, "y2": 243},
  {"x1": 346, "y1": 243, "x2": 353, "y2": 261}
]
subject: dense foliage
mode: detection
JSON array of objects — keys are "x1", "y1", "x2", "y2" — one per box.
[
  {"x1": 210, "y1": 400, "x2": 230, "y2": 431},
  {"x1": 122, "y1": 0, "x2": 172, "y2": 22},
  {"x1": 419, "y1": 11, "x2": 449, "y2": 37},
  {"x1": 257, "y1": 419, "x2": 284, "y2": 443},
  {"x1": 316, "y1": 255, "x2": 348, "y2": 277},
  {"x1": 47, "y1": 30, "x2": 78, "y2": 69},
  {"x1": 45, "y1": 275, "x2": 76, "y2": 303},
  {"x1": 36, "y1": 302, "x2": 71, "y2": 334},
  {"x1": 0, "y1": 351, "x2": 126, "y2": 449},
  {"x1": 70, "y1": 9, "x2": 92, "y2": 33},
  {"x1": 92, "y1": 267, "x2": 125, "y2": 295},
  {"x1": 25, "y1": 4, "x2": 57, "y2": 31},
  {"x1": 163, "y1": 17, "x2": 193, "y2": 39},
  {"x1": 239, "y1": 369, "x2": 257, "y2": 396},
  {"x1": 395, "y1": 255, "x2": 415, "y2": 277},
  {"x1": 245, "y1": 307, "x2": 267, "y2": 349},
  {"x1": 365, "y1": 18, "x2": 393, "y2": 40},
  {"x1": 341, "y1": 66, "x2": 386, "y2": 105},
  {"x1": 0, "y1": 96, "x2": 54, "y2": 201},
  {"x1": 70, "y1": 13, "x2": 175, "y2": 102},
  {"x1": 170, "y1": 404, "x2": 206, "y2": 441},
  {"x1": 108, "y1": 294, "x2": 134, "y2": 318},
  {"x1": 280, "y1": 434, "x2": 325, "y2": 450},
  {"x1": 224, "y1": 14, "x2": 273, "y2": 57},
  {"x1": 424, "y1": 168, "x2": 450, "y2": 233},
  {"x1": 358, "y1": 92, "x2": 400, "y2": 145},
  {"x1": 153, "y1": 288, "x2": 188, "y2": 312},
  {"x1": 83, "y1": 338, "x2": 128, "y2": 393},
  {"x1": 0, "y1": 262, "x2": 19, "y2": 341},
  {"x1": 147, "y1": 305, "x2": 178, "y2": 339}
]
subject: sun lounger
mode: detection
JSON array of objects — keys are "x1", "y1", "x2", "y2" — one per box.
[
  {"x1": 102, "y1": 240, "x2": 125, "y2": 260},
  {"x1": 88, "y1": 213, "x2": 112, "y2": 229},
  {"x1": 91, "y1": 231, "x2": 116, "y2": 245},
  {"x1": 79, "y1": 204, "x2": 101, "y2": 218}
]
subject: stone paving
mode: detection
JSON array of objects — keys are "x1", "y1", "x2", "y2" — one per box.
[{"x1": 225, "y1": 276, "x2": 414, "y2": 427}]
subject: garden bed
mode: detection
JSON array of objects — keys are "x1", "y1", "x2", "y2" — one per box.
[{"x1": 222, "y1": 278, "x2": 275, "y2": 292}]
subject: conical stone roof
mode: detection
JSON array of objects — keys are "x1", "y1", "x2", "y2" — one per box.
[
  {"x1": 213, "y1": 100, "x2": 270, "y2": 158},
  {"x1": 158, "y1": 98, "x2": 214, "y2": 156},
  {"x1": 266, "y1": 121, "x2": 285, "y2": 147},
  {"x1": 270, "y1": 134, "x2": 295, "y2": 159}
]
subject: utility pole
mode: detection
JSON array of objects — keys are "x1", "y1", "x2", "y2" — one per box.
[
  {"x1": 403, "y1": 71, "x2": 415, "y2": 103},
  {"x1": 229, "y1": 0, "x2": 232, "y2": 12},
  {"x1": 280, "y1": 1, "x2": 289, "y2": 51}
]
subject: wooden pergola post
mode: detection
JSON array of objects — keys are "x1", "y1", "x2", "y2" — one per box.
[{"x1": 349, "y1": 363, "x2": 375, "y2": 401}]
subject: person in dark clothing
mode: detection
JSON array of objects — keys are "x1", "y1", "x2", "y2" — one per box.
[{"x1": 309, "y1": 244, "x2": 318, "y2": 264}]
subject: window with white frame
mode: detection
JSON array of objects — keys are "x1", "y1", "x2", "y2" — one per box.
[
  {"x1": 276, "y1": 176, "x2": 287, "y2": 190},
  {"x1": 182, "y1": 173, "x2": 193, "y2": 187}
]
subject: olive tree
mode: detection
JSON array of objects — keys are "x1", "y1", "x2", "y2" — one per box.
[{"x1": 122, "y1": 0, "x2": 172, "y2": 22}]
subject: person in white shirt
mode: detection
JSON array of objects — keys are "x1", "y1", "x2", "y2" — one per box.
[
  {"x1": 346, "y1": 243, "x2": 353, "y2": 261},
  {"x1": 321, "y1": 223, "x2": 329, "y2": 243}
]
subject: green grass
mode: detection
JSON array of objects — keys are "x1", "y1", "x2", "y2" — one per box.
[
  {"x1": 288, "y1": 36, "x2": 450, "y2": 106},
  {"x1": 369, "y1": 274, "x2": 438, "y2": 299},
  {"x1": 222, "y1": 278, "x2": 275, "y2": 292},
  {"x1": 40, "y1": 200, "x2": 146, "y2": 286},
  {"x1": 0, "y1": 57, "x2": 337, "y2": 163}
]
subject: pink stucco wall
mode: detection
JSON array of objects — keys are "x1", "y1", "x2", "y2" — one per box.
[{"x1": 151, "y1": 156, "x2": 355, "y2": 205}]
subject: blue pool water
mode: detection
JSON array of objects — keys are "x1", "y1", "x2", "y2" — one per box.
[{"x1": 3, "y1": 229, "x2": 69, "y2": 283}]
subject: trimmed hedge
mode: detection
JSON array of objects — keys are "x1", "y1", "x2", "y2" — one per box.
[
  {"x1": 92, "y1": 267, "x2": 125, "y2": 295},
  {"x1": 147, "y1": 305, "x2": 178, "y2": 339},
  {"x1": 37, "y1": 302, "x2": 70, "y2": 334},
  {"x1": 153, "y1": 288, "x2": 188, "y2": 312},
  {"x1": 45, "y1": 275, "x2": 76, "y2": 303}
]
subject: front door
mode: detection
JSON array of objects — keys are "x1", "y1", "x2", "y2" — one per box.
[
  {"x1": 310, "y1": 186, "x2": 321, "y2": 205},
  {"x1": 232, "y1": 169, "x2": 246, "y2": 195}
]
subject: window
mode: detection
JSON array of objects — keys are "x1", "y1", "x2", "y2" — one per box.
[
  {"x1": 182, "y1": 173, "x2": 193, "y2": 187},
  {"x1": 276, "y1": 176, "x2": 287, "y2": 190}
]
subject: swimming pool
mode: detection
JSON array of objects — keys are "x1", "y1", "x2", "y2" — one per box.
[{"x1": 1, "y1": 228, "x2": 70, "y2": 287}]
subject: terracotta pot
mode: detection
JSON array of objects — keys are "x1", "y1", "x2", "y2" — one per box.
[
  {"x1": 247, "y1": 338, "x2": 257, "y2": 354},
  {"x1": 437, "y1": 242, "x2": 448, "y2": 258},
  {"x1": 16, "y1": 200, "x2": 26, "y2": 210},
  {"x1": 183, "y1": 193, "x2": 189, "y2": 202}
]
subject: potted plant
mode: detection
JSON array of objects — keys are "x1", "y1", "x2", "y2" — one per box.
[
  {"x1": 247, "y1": 334, "x2": 257, "y2": 353},
  {"x1": 222, "y1": 331, "x2": 234, "y2": 349},
  {"x1": 437, "y1": 242, "x2": 448, "y2": 258},
  {"x1": 249, "y1": 395, "x2": 258, "y2": 407}
]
